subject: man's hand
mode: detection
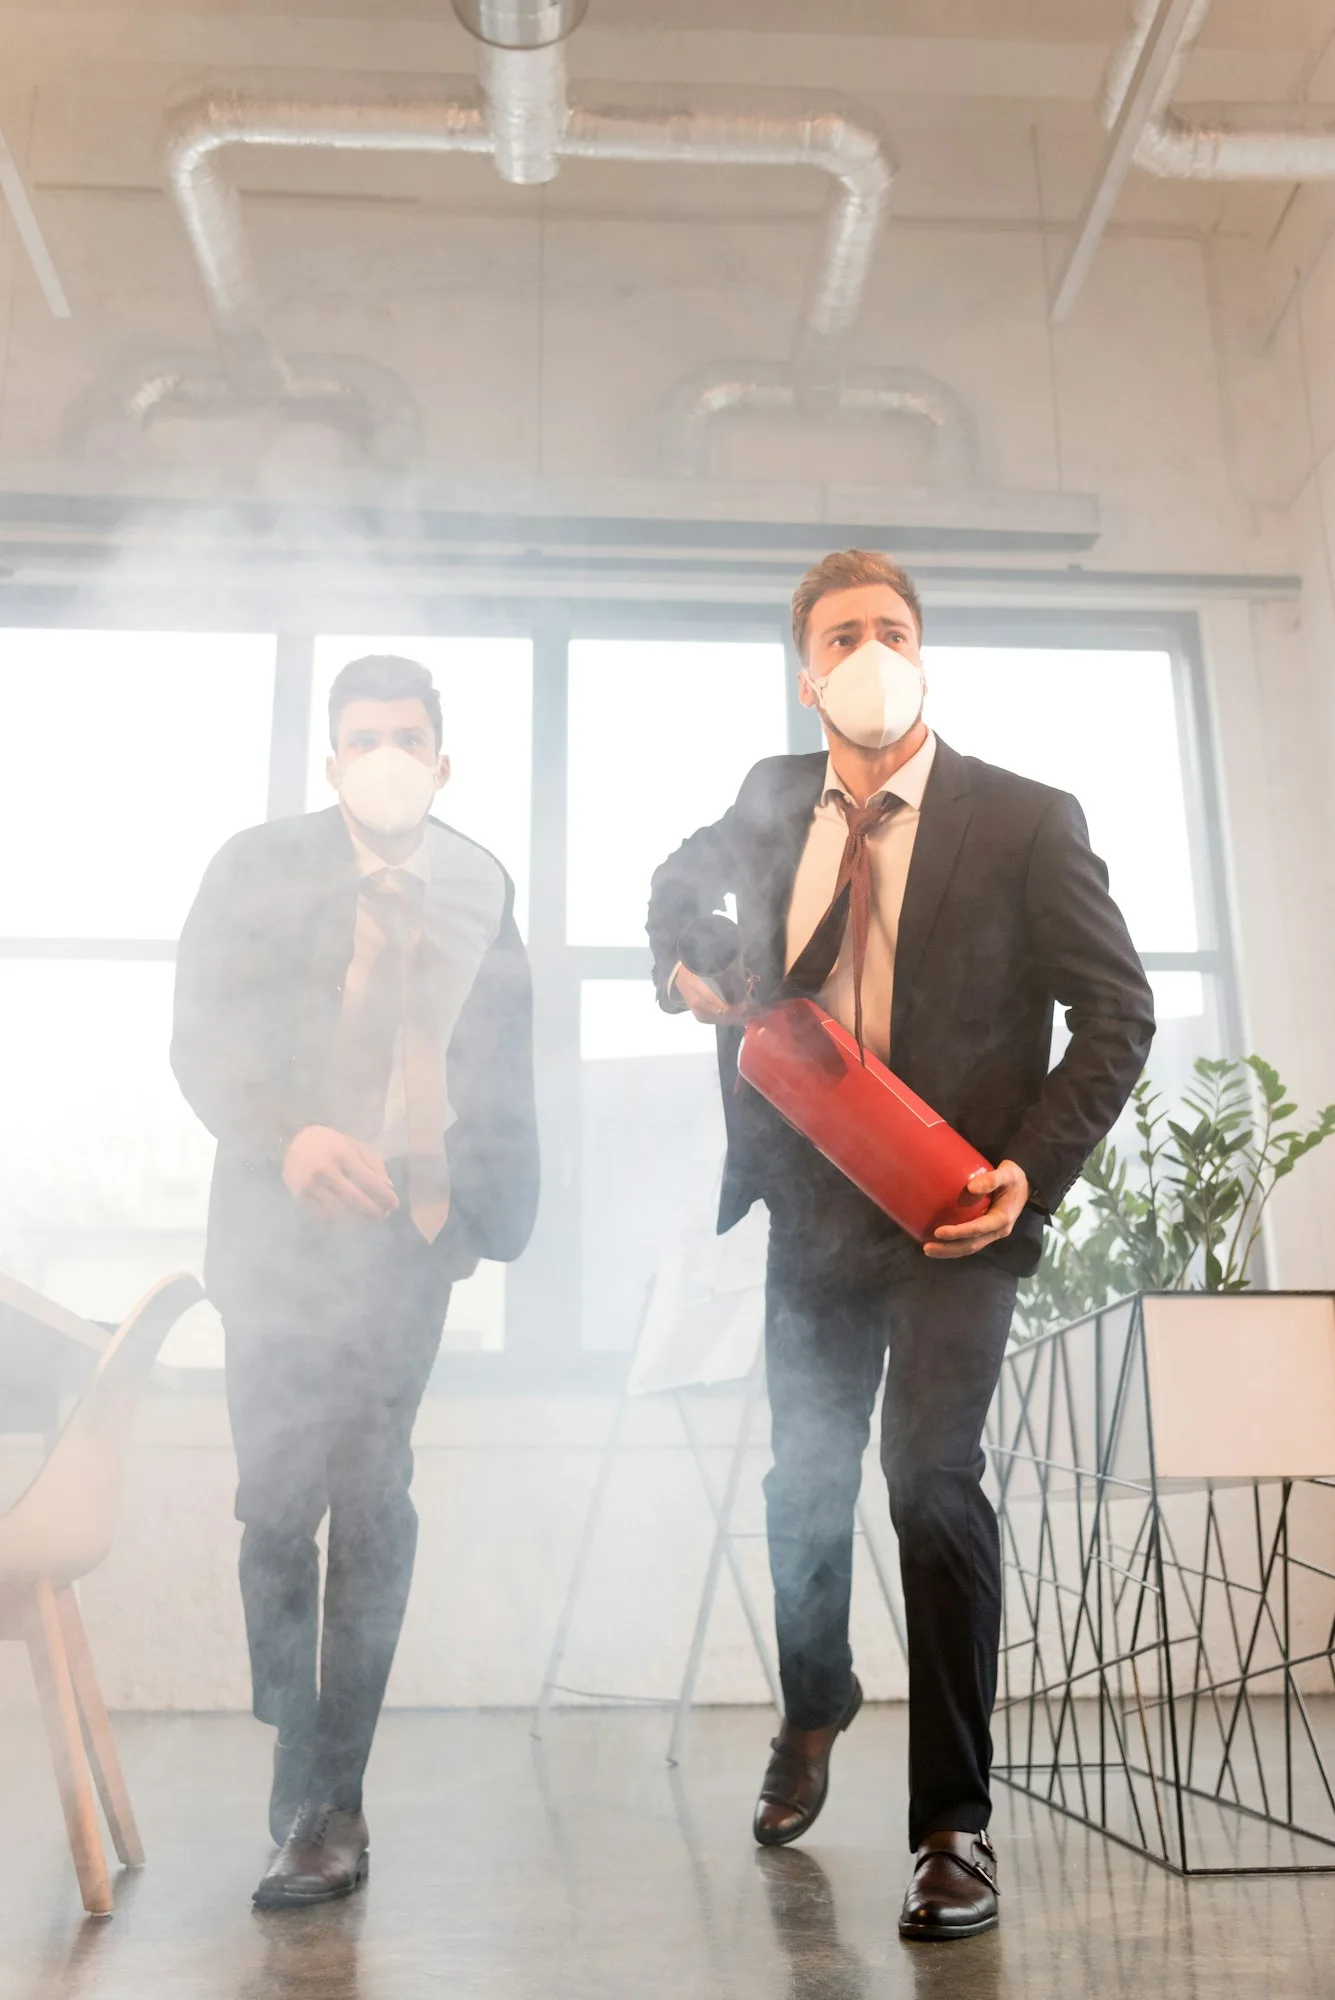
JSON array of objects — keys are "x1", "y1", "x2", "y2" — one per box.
[
  {"x1": 282, "y1": 1126, "x2": 399, "y2": 1224},
  {"x1": 923, "y1": 1159, "x2": 1030, "y2": 1260},
  {"x1": 672, "y1": 964, "x2": 753, "y2": 1027}
]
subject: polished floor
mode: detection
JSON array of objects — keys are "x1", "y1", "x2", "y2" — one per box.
[{"x1": 4, "y1": 1704, "x2": 1335, "y2": 1999}]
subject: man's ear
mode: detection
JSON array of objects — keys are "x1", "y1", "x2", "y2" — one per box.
[
  {"x1": 326, "y1": 752, "x2": 340, "y2": 792},
  {"x1": 436, "y1": 754, "x2": 451, "y2": 790},
  {"x1": 797, "y1": 670, "x2": 817, "y2": 711}
]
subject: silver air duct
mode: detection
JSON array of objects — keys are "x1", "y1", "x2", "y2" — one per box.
[
  {"x1": 559, "y1": 104, "x2": 892, "y2": 413},
  {"x1": 98, "y1": 5, "x2": 909, "y2": 471},
  {"x1": 452, "y1": 0, "x2": 588, "y2": 185},
  {"x1": 1104, "y1": 0, "x2": 1335, "y2": 180},
  {"x1": 161, "y1": 93, "x2": 491, "y2": 404},
  {"x1": 660, "y1": 364, "x2": 979, "y2": 481}
]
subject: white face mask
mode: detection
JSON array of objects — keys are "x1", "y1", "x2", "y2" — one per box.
[
  {"x1": 336, "y1": 745, "x2": 441, "y2": 837},
  {"x1": 806, "y1": 638, "x2": 925, "y2": 751}
]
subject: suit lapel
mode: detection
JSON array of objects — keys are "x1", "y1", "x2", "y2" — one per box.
[
  {"x1": 747, "y1": 753, "x2": 827, "y2": 996},
  {"x1": 891, "y1": 737, "x2": 973, "y2": 1043}
]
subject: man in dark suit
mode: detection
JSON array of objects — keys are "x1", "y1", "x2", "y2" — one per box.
[
  {"x1": 648, "y1": 551, "x2": 1154, "y2": 1941},
  {"x1": 172, "y1": 653, "x2": 538, "y2": 1909}
]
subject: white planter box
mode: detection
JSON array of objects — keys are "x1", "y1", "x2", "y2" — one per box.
[{"x1": 1142, "y1": 1292, "x2": 1335, "y2": 1481}]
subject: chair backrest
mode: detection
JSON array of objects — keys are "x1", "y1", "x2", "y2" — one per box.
[{"x1": 0, "y1": 1273, "x2": 204, "y2": 1587}]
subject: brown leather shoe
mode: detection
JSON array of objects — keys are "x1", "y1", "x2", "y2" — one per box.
[
  {"x1": 252, "y1": 1803, "x2": 369, "y2": 1910},
  {"x1": 898, "y1": 1829, "x2": 999, "y2": 1941},
  {"x1": 753, "y1": 1675, "x2": 863, "y2": 1847}
]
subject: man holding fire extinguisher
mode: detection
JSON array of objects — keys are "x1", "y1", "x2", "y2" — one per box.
[{"x1": 647, "y1": 550, "x2": 1154, "y2": 1941}]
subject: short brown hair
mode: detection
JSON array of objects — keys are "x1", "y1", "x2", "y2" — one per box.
[
  {"x1": 791, "y1": 549, "x2": 923, "y2": 659},
  {"x1": 329, "y1": 653, "x2": 443, "y2": 749}
]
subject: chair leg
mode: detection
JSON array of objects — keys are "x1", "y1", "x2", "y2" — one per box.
[
  {"x1": 26, "y1": 1580, "x2": 113, "y2": 1917},
  {"x1": 57, "y1": 1587, "x2": 144, "y2": 1869}
]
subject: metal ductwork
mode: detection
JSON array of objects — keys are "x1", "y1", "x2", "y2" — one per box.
[
  {"x1": 452, "y1": 0, "x2": 588, "y2": 46},
  {"x1": 560, "y1": 104, "x2": 892, "y2": 415},
  {"x1": 67, "y1": 351, "x2": 421, "y2": 469},
  {"x1": 452, "y1": 0, "x2": 587, "y2": 184},
  {"x1": 95, "y1": 9, "x2": 910, "y2": 473},
  {"x1": 660, "y1": 364, "x2": 979, "y2": 481},
  {"x1": 158, "y1": 93, "x2": 491, "y2": 417},
  {"x1": 1104, "y1": 0, "x2": 1335, "y2": 179}
]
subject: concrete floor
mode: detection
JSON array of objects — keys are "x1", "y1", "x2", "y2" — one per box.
[{"x1": 4, "y1": 1705, "x2": 1335, "y2": 2000}]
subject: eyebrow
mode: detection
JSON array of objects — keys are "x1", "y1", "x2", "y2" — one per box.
[{"x1": 819, "y1": 614, "x2": 912, "y2": 640}]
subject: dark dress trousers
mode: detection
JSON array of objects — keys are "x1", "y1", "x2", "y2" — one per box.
[
  {"x1": 172, "y1": 806, "x2": 539, "y2": 1805},
  {"x1": 647, "y1": 739, "x2": 1154, "y2": 1847}
]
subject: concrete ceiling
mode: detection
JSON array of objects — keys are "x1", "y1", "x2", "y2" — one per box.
[{"x1": 0, "y1": 0, "x2": 1331, "y2": 42}]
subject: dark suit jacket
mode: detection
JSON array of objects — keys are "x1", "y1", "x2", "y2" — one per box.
[
  {"x1": 171, "y1": 806, "x2": 539, "y2": 1311},
  {"x1": 646, "y1": 738, "x2": 1155, "y2": 1276}
]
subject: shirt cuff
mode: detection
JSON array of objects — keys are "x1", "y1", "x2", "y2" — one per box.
[{"x1": 660, "y1": 960, "x2": 689, "y2": 1014}]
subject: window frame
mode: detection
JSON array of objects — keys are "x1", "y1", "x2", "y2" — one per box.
[{"x1": 0, "y1": 601, "x2": 1236, "y2": 1390}]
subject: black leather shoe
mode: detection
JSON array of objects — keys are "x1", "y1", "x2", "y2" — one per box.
[
  {"x1": 269, "y1": 1734, "x2": 313, "y2": 1847},
  {"x1": 753, "y1": 1675, "x2": 863, "y2": 1847},
  {"x1": 898, "y1": 1829, "x2": 999, "y2": 1941},
  {"x1": 253, "y1": 1803, "x2": 369, "y2": 1910}
]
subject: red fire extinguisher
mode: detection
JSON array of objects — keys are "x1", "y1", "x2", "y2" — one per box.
[{"x1": 680, "y1": 917, "x2": 991, "y2": 1245}]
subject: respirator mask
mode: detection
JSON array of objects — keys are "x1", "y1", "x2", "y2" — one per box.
[
  {"x1": 336, "y1": 745, "x2": 441, "y2": 837},
  {"x1": 805, "y1": 638, "x2": 925, "y2": 751}
]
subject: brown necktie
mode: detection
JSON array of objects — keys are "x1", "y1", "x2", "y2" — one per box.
[
  {"x1": 786, "y1": 793, "x2": 900, "y2": 1062},
  {"x1": 334, "y1": 869, "x2": 452, "y2": 1244}
]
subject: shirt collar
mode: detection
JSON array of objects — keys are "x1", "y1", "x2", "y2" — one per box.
[
  {"x1": 823, "y1": 729, "x2": 937, "y2": 812},
  {"x1": 349, "y1": 822, "x2": 432, "y2": 883}
]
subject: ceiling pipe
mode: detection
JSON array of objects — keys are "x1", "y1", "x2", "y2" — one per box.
[
  {"x1": 0, "y1": 117, "x2": 72, "y2": 320},
  {"x1": 159, "y1": 92, "x2": 491, "y2": 408},
  {"x1": 452, "y1": 0, "x2": 587, "y2": 184},
  {"x1": 560, "y1": 104, "x2": 892, "y2": 414},
  {"x1": 1104, "y1": 0, "x2": 1335, "y2": 179},
  {"x1": 660, "y1": 363, "x2": 979, "y2": 480},
  {"x1": 66, "y1": 352, "x2": 421, "y2": 468},
  {"x1": 104, "y1": 16, "x2": 898, "y2": 467}
]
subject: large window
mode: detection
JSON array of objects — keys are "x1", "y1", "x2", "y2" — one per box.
[
  {"x1": 566, "y1": 639, "x2": 786, "y2": 953},
  {"x1": 922, "y1": 636, "x2": 1227, "y2": 1116},
  {"x1": 0, "y1": 608, "x2": 1234, "y2": 1381},
  {"x1": 0, "y1": 632, "x2": 275, "y2": 1364},
  {"x1": 0, "y1": 630, "x2": 275, "y2": 939}
]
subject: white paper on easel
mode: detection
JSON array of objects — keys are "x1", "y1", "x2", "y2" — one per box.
[{"x1": 626, "y1": 1199, "x2": 768, "y2": 1397}]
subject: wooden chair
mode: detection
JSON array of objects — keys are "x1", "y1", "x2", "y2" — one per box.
[{"x1": 0, "y1": 1273, "x2": 204, "y2": 1916}]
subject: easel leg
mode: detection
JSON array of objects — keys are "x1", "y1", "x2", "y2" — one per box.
[
  {"x1": 668, "y1": 1355, "x2": 769, "y2": 1766},
  {"x1": 532, "y1": 1281, "x2": 660, "y2": 1738},
  {"x1": 678, "y1": 1386, "x2": 782, "y2": 1715}
]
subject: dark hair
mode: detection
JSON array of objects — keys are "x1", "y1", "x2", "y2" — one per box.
[
  {"x1": 791, "y1": 549, "x2": 924, "y2": 659},
  {"x1": 328, "y1": 654, "x2": 443, "y2": 750}
]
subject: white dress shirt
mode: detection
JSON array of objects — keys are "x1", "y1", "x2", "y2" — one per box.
[
  {"x1": 783, "y1": 731, "x2": 938, "y2": 1065},
  {"x1": 349, "y1": 825, "x2": 431, "y2": 1159}
]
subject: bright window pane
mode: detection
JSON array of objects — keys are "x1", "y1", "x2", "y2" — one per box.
[
  {"x1": 0, "y1": 963, "x2": 212, "y2": 1319},
  {"x1": 308, "y1": 637, "x2": 533, "y2": 933},
  {"x1": 567, "y1": 639, "x2": 788, "y2": 946},
  {"x1": 581, "y1": 979, "x2": 713, "y2": 1061},
  {"x1": 923, "y1": 648, "x2": 1198, "y2": 952},
  {"x1": 0, "y1": 630, "x2": 275, "y2": 938}
]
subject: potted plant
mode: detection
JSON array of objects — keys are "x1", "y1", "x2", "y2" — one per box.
[{"x1": 1015, "y1": 1056, "x2": 1335, "y2": 1342}]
